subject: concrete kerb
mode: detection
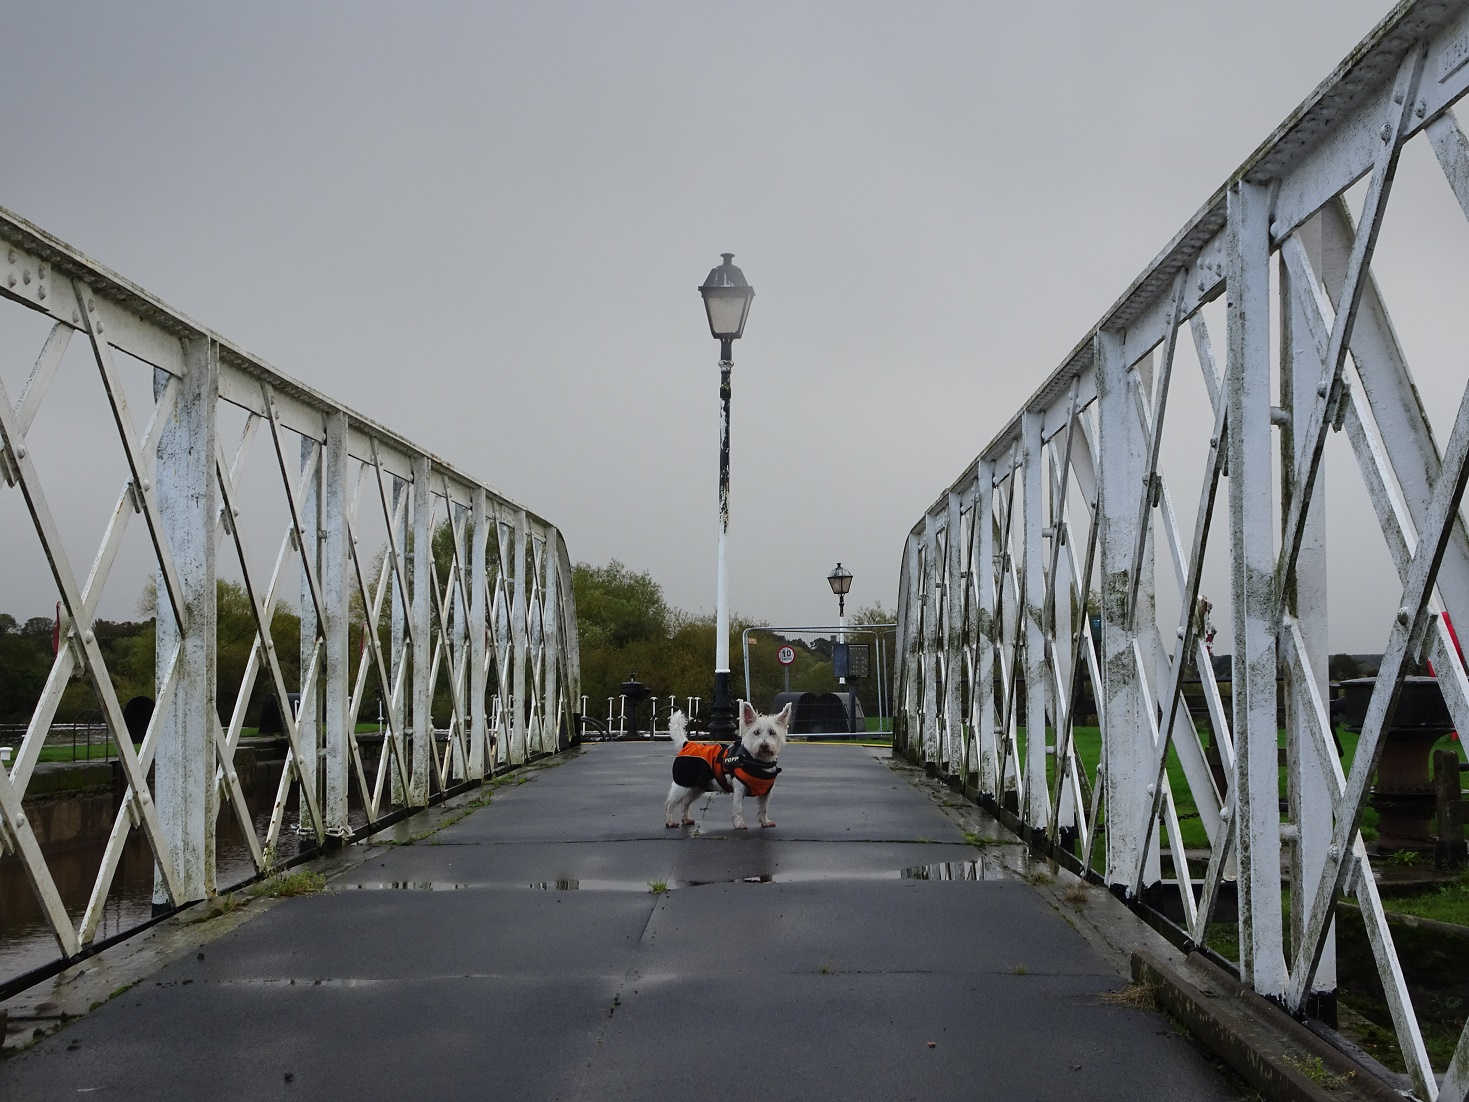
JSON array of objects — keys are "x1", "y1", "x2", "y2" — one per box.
[
  {"x1": 1131, "y1": 950, "x2": 1405, "y2": 1102},
  {"x1": 887, "y1": 750, "x2": 1407, "y2": 1102},
  {"x1": 0, "y1": 749, "x2": 577, "y2": 1055}
]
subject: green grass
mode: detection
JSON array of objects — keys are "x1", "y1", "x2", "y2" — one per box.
[
  {"x1": 34, "y1": 741, "x2": 132, "y2": 763},
  {"x1": 253, "y1": 869, "x2": 327, "y2": 898},
  {"x1": 1378, "y1": 877, "x2": 1469, "y2": 925},
  {"x1": 1039, "y1": 723, "x2": 1394, "y2": 856}
]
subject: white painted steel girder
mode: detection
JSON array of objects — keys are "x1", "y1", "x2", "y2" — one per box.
[
  {"x1": 0, "y1": 182, "x2": 579, "y2": 984},
  {"x1": 890, "y1": 3, "x2": 1469, "y2": 1085}
]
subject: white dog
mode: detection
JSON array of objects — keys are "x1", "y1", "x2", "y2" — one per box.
[{"x1": 664, "y1": 701, "x2": 789, "y2": 830}]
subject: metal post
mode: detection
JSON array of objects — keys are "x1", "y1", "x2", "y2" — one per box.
[
  {"x1": 1286, "y1": 214, "x2": 1338, "y2": 1010},
  {"x1": 974, "y1": 461, "x2": 998, "y2": 793},
  {"x1": 153, "y1": 338, "x2": 217, "y2": 904},
  {"x1": 511, "y1": 510, "x2": 529, "y2": 762},
  {"x1": 837, "y1": 595, "x2": 846, "y2": 687},
  {"x1": 943, "y1": 490, "x2": 964, "y2": 769},
  {"x1": 1021, "y1": 410, "x2": 1051, "y2": 832},
  {"x1": 322, "y1": 411, "x2": 350, "y2": 838},
  {"x1": 1097, "y1": 331, "x2": 1159, "y2": 893},
  {"x1": 921, "y1": 515, "x2": 940, "y2": 765},
  {"x1": 410, "y1": 456, "x2": 431, "y2": 806},
  {"x1": 297, "y1": 435, "x2": 320, "y2": 830},
  {"x1": 710, "y1": 354, "x2": 736, "y2": 741},
  {"x1": 1227, "y1": 178, "x2": 1286, "y2": 996},
  {"x1": 543, "y1": 528, "x2": 563, "y2": 751},
  {"x1": 470, "y1": 489, "x2": 488, "y2": 778}
]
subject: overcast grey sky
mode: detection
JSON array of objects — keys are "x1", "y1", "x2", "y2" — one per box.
[{"x1": 1, "y1": 0, "x2": 1461, "y2": 651}]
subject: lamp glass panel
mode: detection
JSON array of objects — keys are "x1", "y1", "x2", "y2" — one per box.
[{"x1": 703, "y1": 292, "x2": 749, "y2": 339}]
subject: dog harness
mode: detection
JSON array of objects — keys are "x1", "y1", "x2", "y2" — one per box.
[{"x1": 672, "y1": 740, "x2": 781, "y2": 797}]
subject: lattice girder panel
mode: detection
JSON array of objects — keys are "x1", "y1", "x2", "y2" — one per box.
[
  {"x1": 891, "y1": 5, "x2": 1469, "y2": 1089},
  {"x1": 0, "y1": 200, "x2": 580, "y2": 991}
]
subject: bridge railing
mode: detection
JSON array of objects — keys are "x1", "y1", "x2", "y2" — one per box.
[
  {"x1": 0, "y1": 205, "x2": 579, "y2": 987},
  {"x1": 895, "y1": 3, "x2": 1469, "y2": 1093}
]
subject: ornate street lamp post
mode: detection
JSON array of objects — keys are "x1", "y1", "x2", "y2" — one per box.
[
  {"x1": 827, "y1": 562, "x2": 853, "y2": 685},
  {"x1": 698, "y1": 253, "x2": 754, "y2": 742}
]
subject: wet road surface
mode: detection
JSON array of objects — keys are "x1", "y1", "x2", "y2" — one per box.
[{"x1": 2, "y1": 743, "x2": 1243, "y2": 1100}]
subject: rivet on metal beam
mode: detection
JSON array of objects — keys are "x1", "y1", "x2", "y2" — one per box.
[{"x1": 1329, "y1": 381, "x2": 1350, "y2": 432}]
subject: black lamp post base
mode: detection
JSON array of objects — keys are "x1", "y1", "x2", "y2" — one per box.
[{"x1": 708, "y1": 671, "x2": 737, "y2": 742}]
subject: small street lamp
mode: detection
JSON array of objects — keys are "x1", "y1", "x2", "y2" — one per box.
[
  {"x1": 699, "y1": 253, "x2": 754, "y2": 741},
  {"x1": 828, "y1": 562, "x2": 853, "y2": 685}
]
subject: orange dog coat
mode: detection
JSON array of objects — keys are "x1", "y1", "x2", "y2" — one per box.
[{"x1": 672, "y1": 740, "x2": 779, "y2": 797}]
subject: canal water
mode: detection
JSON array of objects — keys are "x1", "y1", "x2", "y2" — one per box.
[{"x1": 1, "y1": 754, "x2": 379, "y2": 981}]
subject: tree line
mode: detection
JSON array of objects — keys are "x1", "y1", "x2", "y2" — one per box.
[
  {"x1": 0, "y1": 546, "x2": 894, "y2": 732},
  {"x1": 572, "y1": 560, "x2": 894, "y2": 724}
]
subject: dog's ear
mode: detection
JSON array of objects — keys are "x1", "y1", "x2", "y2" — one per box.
[
  {"x1": 740, "y1": 700, "x2": 757, "y2": 729},
  {"x1": 774, "y1": 702, "x2": 792, "y2": 730}
]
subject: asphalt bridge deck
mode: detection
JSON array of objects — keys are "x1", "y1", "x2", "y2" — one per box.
[{"x1": 2, "y1": 743, "x2": 1242, "y2": 1100}]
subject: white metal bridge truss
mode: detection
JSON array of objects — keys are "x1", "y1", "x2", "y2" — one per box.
[
  {"x1": 0, "y1": 207, "x2": 579, "y2": 979},
  {"x1": 895, "y1": 3, "x2": 1469, "y2": 1094}
]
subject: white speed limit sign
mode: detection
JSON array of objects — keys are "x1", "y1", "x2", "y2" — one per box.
[{"x1": 776, "y1": 644, "x2": 796, "y2": 666}]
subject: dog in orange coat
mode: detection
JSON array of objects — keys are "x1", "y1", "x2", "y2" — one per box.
[{"x1": 664, "y1": 701, "x2": 789, "y2": 829}]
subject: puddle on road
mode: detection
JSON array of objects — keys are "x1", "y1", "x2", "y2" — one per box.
[
  {"x1": 341, "y1": 858, "x2": 1008, "y2": 893},
  {"x1": 898, "y1": 860, "x2": 983, "y2": 880}
]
